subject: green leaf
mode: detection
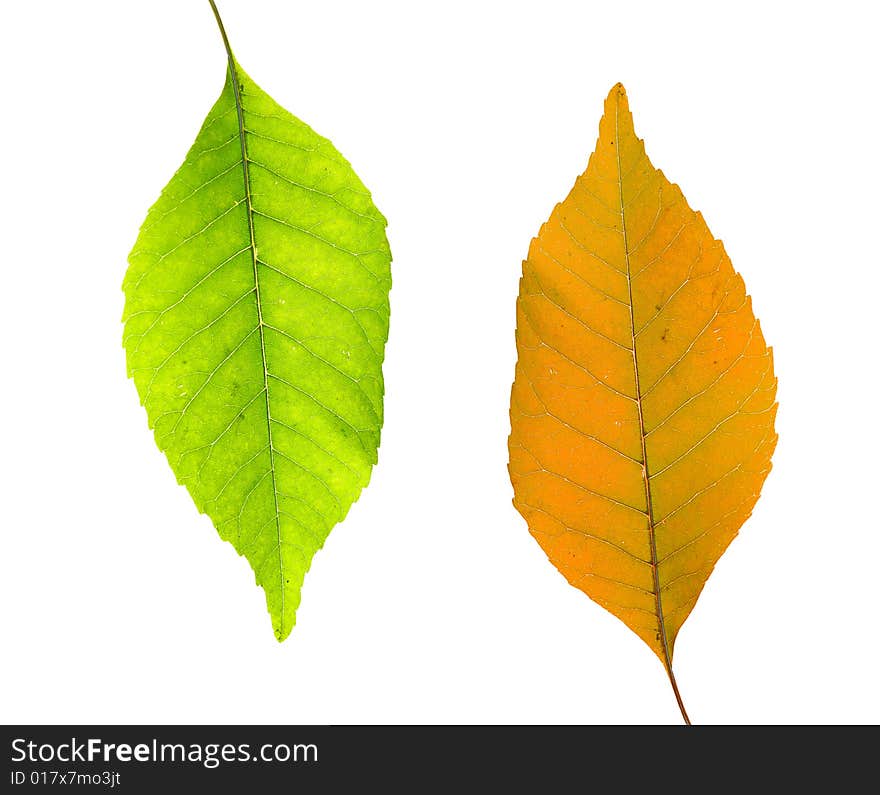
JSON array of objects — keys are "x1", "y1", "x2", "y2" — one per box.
[{"x1": 122, "y1": 4, "x2": 392, "y2": 641}]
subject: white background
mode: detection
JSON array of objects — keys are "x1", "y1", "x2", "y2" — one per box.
[{"x1": 1, "y1": 0, "x2": 878, "y2": 725}]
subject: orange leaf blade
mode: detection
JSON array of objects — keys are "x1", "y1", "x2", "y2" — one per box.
[{"x1": 508, "y1": 84, "x2": 777, "y2": 693}]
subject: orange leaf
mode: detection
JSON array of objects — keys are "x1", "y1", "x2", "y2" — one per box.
[{"x1": 508, "y1": 84, "x2": 777, "y2": 723}]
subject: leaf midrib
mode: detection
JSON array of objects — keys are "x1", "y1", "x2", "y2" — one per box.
[
  {"x1": 211, "y1": 0, "x2": 285, "y2": 636},
  {"x1": 614, "y1": 93, "x2": 689, "y2": 723}
]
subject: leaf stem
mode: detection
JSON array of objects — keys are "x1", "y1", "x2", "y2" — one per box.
[
  {"x1": 666, "y1": 667, "x2": 691, "y2": 725},
  {"x1": 208, "y1": 0, "x2": 235, "y2": 64}
]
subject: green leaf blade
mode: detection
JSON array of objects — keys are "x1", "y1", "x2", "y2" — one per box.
[{"x1": 123, "y1": 62, "x2": 391, "y2": 641}]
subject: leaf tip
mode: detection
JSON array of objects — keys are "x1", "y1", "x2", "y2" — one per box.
[
  {"x1": 602, "y1": 83, "x2": 634, "y2": 134},
  {"x1": 607, "y1": 82, "x2": 629, "y2": 106},
  {"x1": 273, "y1": 615, "x2": 293, "y2": 643}
]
